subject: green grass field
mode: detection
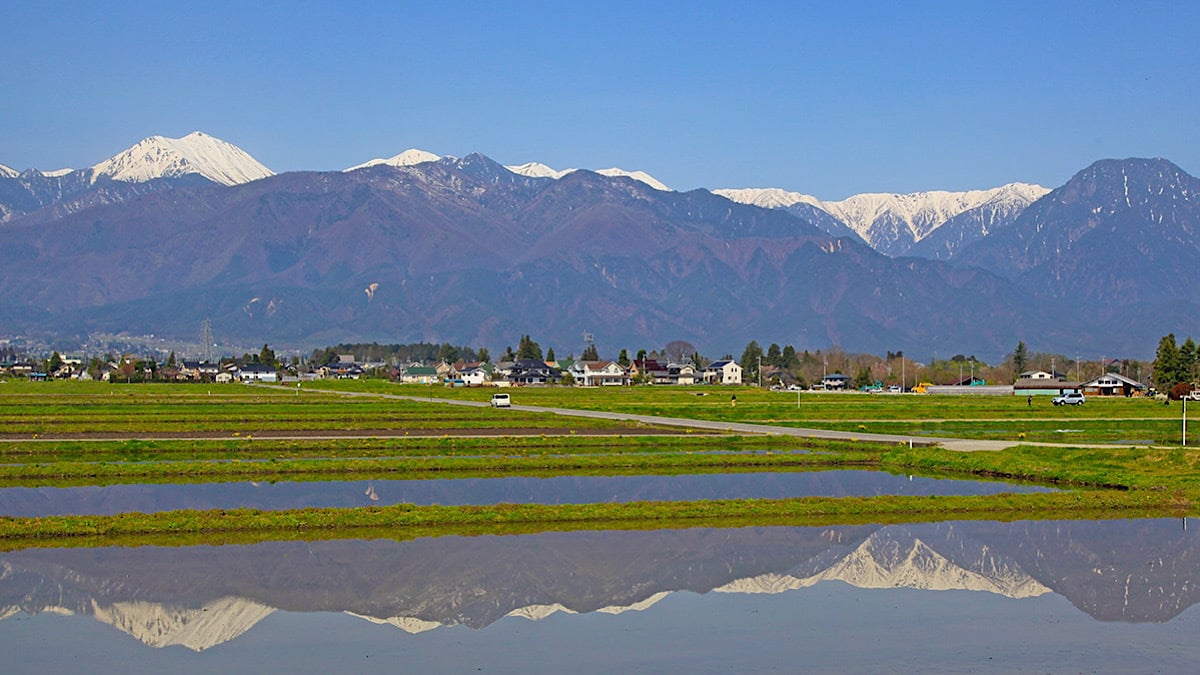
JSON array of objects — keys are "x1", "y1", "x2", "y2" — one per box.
[
  {"x1": 1, "y1": 379, "x2": 1198, "y2": 544},
  {"x1": 307, "y1": 379, "x2": 1194, "y2": 445}
]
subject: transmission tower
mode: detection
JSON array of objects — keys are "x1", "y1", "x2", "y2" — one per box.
[{"x1": 201, "y1": 319, "x2": 214, "y2": 363}]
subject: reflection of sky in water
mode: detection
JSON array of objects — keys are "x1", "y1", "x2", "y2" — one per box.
[
  {"x1": 0, "y1": 470, "x2": 1055, "y2": 516},
  {"x1": 1, "y1": 519, "x2": 1199, "y2": 672}
]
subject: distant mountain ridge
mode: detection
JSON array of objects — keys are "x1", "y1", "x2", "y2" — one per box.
[
  {"x1": 715, "y1": 183, "x2": 1050, "y2": 258},
  {"x1": 2, "y1": 132, "x2": 1198, "y2": 357}
]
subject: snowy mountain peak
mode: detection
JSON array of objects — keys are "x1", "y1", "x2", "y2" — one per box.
[
  {"x1": 505, "y1": 161, "x2": 571, "y2": 180},
  {"x1": 595, "y1": 167, "x2": 671, "y2": 191},
  {"x1": 345, "y1": 148, "x2": 442, "y2": 172},
  {"x1": 504, "y1": 161, "x2": 671, "y2": 191},
  {"x1": 91, "y1": 131, "x2": 274, "y2": 186},
  {"x1": 0, "y1": 163, "x2": 18, "y2": 178},
  {"x1": 712, "y1": 187, "x2": 817, "y2": 209},
  {"x1": 716, "y1": 181, "x2": 1048, "y2": 256}
]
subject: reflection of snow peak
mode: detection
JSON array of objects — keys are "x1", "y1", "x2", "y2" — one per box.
[
  {"x1": 88, "y1": 597, "x2": 276, "y2": 651},
  {"x1": 715, "y1": 531, "x2": 1050, "y2": 599},
  {"x1": 347, "y1": 612, "x2": 444, "y2": 634}
]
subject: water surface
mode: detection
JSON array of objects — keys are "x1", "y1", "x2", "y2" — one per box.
[
  {"x1": 0, "y1": 470, "x2": 1054, "y2": 516},
  {"x1": 0, "y1": 518, "x2": 1198, "y2": 671}
]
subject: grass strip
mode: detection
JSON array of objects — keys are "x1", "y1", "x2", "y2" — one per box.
[
  {"x1": 0, "y1": 451, "x2": 876, "y2": 486},
  {"x1": 0, "y1": 490, "x2": 1187, "y2": 545}
]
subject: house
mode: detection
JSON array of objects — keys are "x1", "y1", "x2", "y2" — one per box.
[
  {"x1": 704, "y1": 360, "x2": 743, "y2": 385},
  {"x1": 570, "y1": 360, "x2": 629, "y2": 386},
  {"x1": 1019, "y1": 370, "x2": 1066, "y2": 381},
  {"x1": 667, "y1": 363, "x2": 697, "y2": 386},
  {"x1": 1080, "y1": 373, "x2": 1146, "y2": 397},
  {"x1": 507, "y1": 359, "x2": 561, "y2": 384},
  {"x1": 458, "y1": 366, "x2": 490, "y2": 386},
  {"x1": 399, "y1": 366, "x2": 438, "y2": 384},
  {"x1": 236, "y1": 364, "x2": 278, "y2": 383},
  {"x1": 180, "y1": 360, "x2": 220, "y2": 381},
  {"x1": 319, "y1": 361, "x2": 365, "y2": 379},
  {"x1": 821, "y1": 373, "x2": 851, "y2": 390}
]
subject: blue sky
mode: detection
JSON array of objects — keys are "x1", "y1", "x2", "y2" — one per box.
[{"x1": 3, "y1": 1, "x2": 1198, "y2": 198}]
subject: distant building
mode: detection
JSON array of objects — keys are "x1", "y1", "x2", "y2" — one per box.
[
  {"x1": 236, "y1": 364, "x2": 278, "y2": 383},
  {"x1": 1080, "y1": 373, "x2": 1146, "y2": 397},
  {"x1": 821, "y1": 373, "x2": 850, "y2": 390},
  {"x1": 704, "y1": 360, "x2": 743, "y2": 385}
]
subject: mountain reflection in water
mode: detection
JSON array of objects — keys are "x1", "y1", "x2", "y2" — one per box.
[{"x1": 1, "y1": 518, "x2": 1199, "y2": 657}]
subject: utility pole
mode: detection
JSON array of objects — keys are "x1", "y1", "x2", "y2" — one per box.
[{"x1": 758, "y1": 355, "x2": 762, "y2": 388}]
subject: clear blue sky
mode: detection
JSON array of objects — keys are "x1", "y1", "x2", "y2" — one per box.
[{"x1": 3, "y1": 1, "x2": 1197, "y2": 198}]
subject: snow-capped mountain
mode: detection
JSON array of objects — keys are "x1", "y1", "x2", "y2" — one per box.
[
  {"x1": 0, "y1": 163, "x2": 17, "y2": 179},
  {"x1": 90, "y1": 131, "x2": 273, "y2": 186},
  {"x1": 344, "y1": 148, "x2": 442, "y2": 172},
  {"x1": 505, "y1": 161, "x2": 570, "y2": 179},
  {"x1": 715, "y1": 526, "x2": 1050, "y2": 599},
  {"x1": 714, "y1": 182, "x2": 1049, "y2": 257},
  {"x1": 594, "y1": 168, "x2": 671, "y2": 191}
]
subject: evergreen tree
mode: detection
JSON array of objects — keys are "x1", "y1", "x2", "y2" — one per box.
[
  {"x1": 546, "y1": 347, "x2": 556, "y2": 362},
  {"x1": 167, "y1": 351, "x2": 177, "y2": 368},
  {"x1": 765, "y1": 343, "x2": 782, "y2": 367},
  {"x1": 259, "y1": 344, "x2": 277, "y2": 369},
  {"x1": 477, "y1": 347, "x2": 491, "y2": 364},
  {"x1": 1180, "y1": 337, "x2": 1197, "y2": 383},
  {"x1": 581, "y1": 343, "x2": 599, "y2": 361},
  {"x1": 636, "y1": 349, "x2": 647, "y2": 362},
  {"x1": 781, "y1": 344, "x2": 798, "y2": 370},
  {"x1": 1012, "y1": 341, "x2": 1028, "y2": 378},
  {"x1": 516, "y1": 335, "x2": 543, "y2": 361},
  {"x1": 739, "y1": 340, "x2": 763, "y2": 385},
  {"x1": 617, "y1": 348, "x2": 630, "y2": 367},
  {"x1": 1153, "y1": 333, "x2": 1182, "y2": 390},
  {"x1": 501, "y1": 345, "x2": 515, "y2": 362},
  {"x1": 853, "y1": 366, "x2": 873, "y2": 389}
]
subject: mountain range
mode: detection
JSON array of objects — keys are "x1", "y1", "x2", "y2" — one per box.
[
  {"x1": 0, "y1": 519, "x2": 1194, "y2": 651},
  {"x1": 2, "y1": 132, "x2": 1197, "y2": 358}
]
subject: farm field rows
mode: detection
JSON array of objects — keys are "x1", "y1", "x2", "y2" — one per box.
[
  {"x1": 0, "y1": 380, "x2": 1197, "y2": 545},
  {"x1": 306, "y1": 380, "x2": 1196, "y2": 445}
]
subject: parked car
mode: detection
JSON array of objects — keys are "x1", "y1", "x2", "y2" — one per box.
[
  {"x1": 490, "y1": 393, "x2": 511, "y2": 408},
  {"x1": 1051, "y1": 391, "x2": 1085, "y2": 406}
]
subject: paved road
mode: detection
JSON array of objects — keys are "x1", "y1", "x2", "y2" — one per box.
[{"x1": 273, "y1": 385, "x2": 1017, "y2": 451}]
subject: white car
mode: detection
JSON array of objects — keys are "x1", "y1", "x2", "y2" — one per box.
[
  {"x1": 1051, "y1": 391, "x2": 1085, "y2": 406},
  {"x1": 490, "y1": 393, "x2": 511, "y2": 408}
]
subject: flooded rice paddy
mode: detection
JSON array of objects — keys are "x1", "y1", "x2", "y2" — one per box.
[
  {"x1": 0, "y1": 470, "x2": 1056, "y2": 517},
  {"x1": 1, "y1": 518, "x2": 1198, "y2": 671}
]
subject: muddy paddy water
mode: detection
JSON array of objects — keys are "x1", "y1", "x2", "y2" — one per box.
[
  {"x1": 1, "y1": 518, "x2": 1199, "y2": 672},
  {"x1": 0, "y1": 470, "x2": 1056, "y2": 517}
]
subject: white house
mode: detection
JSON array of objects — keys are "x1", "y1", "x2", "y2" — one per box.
[
  {"x1": 703, "y1": 360, "x2": 742, "y2": 385},
  {"x1": 459, "y1": 367, "x2": 489, "y2": 386},
  {"x1": 236, "y1": 364, "x2": 278, "y2": 383},
  {"x1": 570, "y1": 361, "x2": 629, "y2": 386}
]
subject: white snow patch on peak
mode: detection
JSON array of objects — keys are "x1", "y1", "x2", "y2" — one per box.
[
  {"x1": 596, "y1": 591, "x2": 672, "y2": 615},
  {"x1": 0, "y1": 163, "x2": 17, "y2": 178},
  {"x1": 88, "y1": 596, "x2": 276, "y2": 651},
  {"x1": 717, "y1": 182, "x2": 1049, "y2": 243},
  {"x1": 345, "y1": 148, "x2": 441, "y2": 172},
  {"x1": 505, "y1": 161, "x2": 571, "y2": 179},
  {"x1": 712, "y1": 187, "x2": 819, "y2": 209},
  {"x1": 40, "y1": 168, "x2": 76, "y2": 178},
  {"x1": 505, "y1": 602, "x2": 577, "y2": 621},
  {"x1": 346, "y1": 612, "x2": 445, "y2": 634},
  {"x1": 91, "y1": 131, "x2": 274, "y2": 186},
  {"x1": 595, "y1": 167, "x2": 671, "y2": 191},
  {"x1": 812, "y1": 182, "x2": 1051, "y2": 241}
]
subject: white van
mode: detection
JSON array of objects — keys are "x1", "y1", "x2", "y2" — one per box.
[{"x1": 490, "y1": 393, "x2": 511, "y2": 408}]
